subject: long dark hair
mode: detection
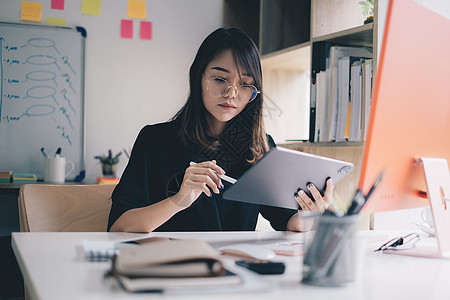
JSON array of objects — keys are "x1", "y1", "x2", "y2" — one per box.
[{"x1": 173, "y1": 28, "x2": 268, "y2": 163}]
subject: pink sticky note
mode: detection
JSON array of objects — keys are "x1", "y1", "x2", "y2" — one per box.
[
  {"x1": 140, "y1": 21, "x2": 152, "y2": 40},
  {"x1": 51, "y1": 0, "x2": 65, "y2": 10},
  {"x1": 121, "y1": 20, "x2": 133, "y2": 39}
]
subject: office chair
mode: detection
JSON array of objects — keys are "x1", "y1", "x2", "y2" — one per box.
[{"x1": 18, "y1": 184, "x2": 115, "y2": 232}]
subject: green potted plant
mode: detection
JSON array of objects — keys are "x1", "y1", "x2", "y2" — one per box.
[
  {"x1": 94, "y1": 149, "x2": 121, "y2": 177},
  {"x1": 359, "y1": 0, "x2": 374, "y2": 24}
]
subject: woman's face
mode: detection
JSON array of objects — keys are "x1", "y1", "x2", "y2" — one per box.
[{"x1": 201, "y1": 49, "x2": 255, "y2": 135}]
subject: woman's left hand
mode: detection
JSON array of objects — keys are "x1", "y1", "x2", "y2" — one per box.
[
  {"x1": 294, "y1": 178, "x2": 334, "y2": 213},
  {"x1": 287, "y1": 178, "x2": 335, "y2": 232}
]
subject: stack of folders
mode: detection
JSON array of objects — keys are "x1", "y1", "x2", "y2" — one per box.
[
  {"x1": 12, "y1": 173, "x2": 37, "y2": 183},
  {"x1": 311, "y1": 45, "x2": 374, "y2": 142},
  {"x1": 108, "y1": 239, "x2": 241, "y2": 293},
  {"x1": 0, "y1": 171, "x2": 13, "y2": 183}
]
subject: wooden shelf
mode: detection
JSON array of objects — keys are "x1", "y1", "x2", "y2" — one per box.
[
  {"x1": 280, "y1": 141, "x2": 364, "y2": 148},
  {"x1": 261, "y1": 42, "x2": 311, "y2": 71},
  {"x1": 311, "y1": 0, "x2": 368, "y2": 39},
  {"x1": 312, "y1": 23, "x2": 374, "y2": 47}
]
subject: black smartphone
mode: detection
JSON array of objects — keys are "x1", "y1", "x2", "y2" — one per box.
[{"x1": 235, "y1": 259, "x2": 285, "y2": 275}]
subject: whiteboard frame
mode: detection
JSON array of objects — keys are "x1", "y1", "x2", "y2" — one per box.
[{"x1": 0, "y1": 22, "x2": 86, "y2": 180}]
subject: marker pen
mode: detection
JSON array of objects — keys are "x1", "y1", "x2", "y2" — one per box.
[
  {"x1": 55, "y1": 147, "x2": 62, "y2": 157},
  {"x1": 41, "y1": 147, "x2": 49, "y2": 158},
  {"x1": 189, "y1": 161, "x2": 237, "y2": 184}
]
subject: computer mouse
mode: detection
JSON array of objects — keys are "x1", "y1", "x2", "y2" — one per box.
[{"x1": 219, "y1": 243, "x2": 276, "y2": 260}]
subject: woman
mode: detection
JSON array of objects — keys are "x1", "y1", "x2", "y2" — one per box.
[{"x1": 108, "y1": 28, "x2": 334, "y2": 233}]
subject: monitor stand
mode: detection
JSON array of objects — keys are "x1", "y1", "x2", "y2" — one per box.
[{"x1": 384, "y1": 157, "x2": 450, "y2": 259}]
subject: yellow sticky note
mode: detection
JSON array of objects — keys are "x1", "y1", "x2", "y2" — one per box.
[
  {"x1": 21, "y1": 1, "x2": 42, "y2": 22},
  {"x1": 81, "y1": 0, "x2": 101, "y2": 16},
  {"x1": 46, "y1": 17, "x2": 67, "y2": 26},
  {"x1": 127, "y1": 0, "x2": 146, "y2": 19}
]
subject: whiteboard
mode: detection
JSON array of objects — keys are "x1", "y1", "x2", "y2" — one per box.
[{"x1": 0, "y1": 22, "x2": 85, "y2": 179}]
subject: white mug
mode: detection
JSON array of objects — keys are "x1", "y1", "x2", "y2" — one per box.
[
  {"x1": 44, "y1": 157, "x2": 75, "y2": 184},
  {"x1": 421, "y1": 207, "x2": 434, "y2": 228}
]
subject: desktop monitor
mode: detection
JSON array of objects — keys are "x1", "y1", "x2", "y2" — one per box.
[{"x1": 358, "y1": 0, "x2": 450, "y2": 258}]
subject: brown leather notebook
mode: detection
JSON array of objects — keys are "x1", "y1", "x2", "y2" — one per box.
[
  {"x1": 113, "y1": 239, "x2": 225, "y2": 278},
  {"x1": 109, "y1": 239, "x2": 242, "y2": 292}
]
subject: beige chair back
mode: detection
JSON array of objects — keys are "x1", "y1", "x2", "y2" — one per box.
[{"x1": 18, "y1": 184, "x2": 115, "y2": 232}]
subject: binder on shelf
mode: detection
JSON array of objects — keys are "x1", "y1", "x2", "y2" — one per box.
[
  {"x1": 361, "y1": 59, "x2": 373, "y2": 140},
  {"x1": 336, "y1": 56, "x2": 350, "y2": 142},
  {"x1": 314, "y1": 71, "x2": 329, "y2": 142},
  {"x1": 348, "y1": 60, "x2": 362, "y2": 142},
  {"x1": 327, "y1": 66, "x2": 339, "y2": 141},
  {"x1": 309, "y1": 74, "x2": 317, "y2": 142}
]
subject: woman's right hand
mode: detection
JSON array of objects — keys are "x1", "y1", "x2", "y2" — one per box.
[{"x1": 170, "y1": 160, "x2": 225, "y2": 208}]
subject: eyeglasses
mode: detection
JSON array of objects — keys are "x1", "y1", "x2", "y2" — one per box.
[
  {"x1": 204, "y1": 76, "x2": 260, "y2": 102},
  {"x1": 374, "y1": 233, "x2": 420, "y2": 252}
]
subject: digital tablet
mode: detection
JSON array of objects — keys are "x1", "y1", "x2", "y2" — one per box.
[{"x1": 222, "y1": 147, "x2": 354, "y2": 210}]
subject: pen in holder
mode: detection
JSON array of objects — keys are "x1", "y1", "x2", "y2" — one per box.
[{"x1": 301, "y1": 214, "x2": 364, "y2": 287}]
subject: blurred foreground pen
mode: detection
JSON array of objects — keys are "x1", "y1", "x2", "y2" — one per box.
[
  {"x1": 365, "y1": 169, "x2": 385, "y2": 201},
  {"x1": 189, "y1": 161, "x2": 237, "y2": 184},
  {"x1": 346, "y1": 169, "x2": 385, "y2": 215}
]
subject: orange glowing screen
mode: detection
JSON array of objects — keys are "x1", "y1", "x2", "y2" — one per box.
[{"x1": 359, "y1": 0, "x2": 450, "y2": 213}]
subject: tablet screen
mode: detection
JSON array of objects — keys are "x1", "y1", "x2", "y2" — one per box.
[{"x1": 222, "y1": 147, "x2": 354, "y2": 209}]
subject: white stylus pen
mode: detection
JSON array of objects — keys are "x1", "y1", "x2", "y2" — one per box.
[{"x1": 189, "y1": 161, "x2": 237, "y2": 184}]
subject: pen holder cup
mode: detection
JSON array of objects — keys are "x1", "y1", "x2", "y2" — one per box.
[
  {"x1": 44, "y1": 157, "x2": 75, "y2": 184},
  {"x1": 301, "y1": 214, "x2": 365, "y2": 287}
]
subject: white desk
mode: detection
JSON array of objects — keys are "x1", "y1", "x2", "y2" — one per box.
[{"x1": 12, "y1": 231, "x2": 450, "y2": 300}]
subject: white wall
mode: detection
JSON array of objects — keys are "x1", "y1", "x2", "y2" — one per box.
[
  {"x1": 0, "y1": 0, "x2": 224, "y2": 182},
  {"x1": 263, "y1": 69, "x2": 310, "y2": 143},
  {"x1": 377, "y1": 0, "x2": 450, "y2": 63}
]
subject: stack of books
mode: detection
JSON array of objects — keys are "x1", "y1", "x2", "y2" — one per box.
[
  {"x1": 311, "y1": 45, "x2": 374, "y2": 142},
  {"x1": 96, "y1": 177, "x2": 120, "y2": 185},
  {"x1": 12, "y1": 173, "x2": 37, "y2": 183},
  {"x1": 0, "y1": 171, "x2": 13, "y2": 183}
]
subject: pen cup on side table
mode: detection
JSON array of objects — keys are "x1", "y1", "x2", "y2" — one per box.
[
  {"x1": 44, "y1": 157, "x2": 75, "y2": 184},
  {"x1": 301, "y1": 214, "x2": 365, "y2": 287}
]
